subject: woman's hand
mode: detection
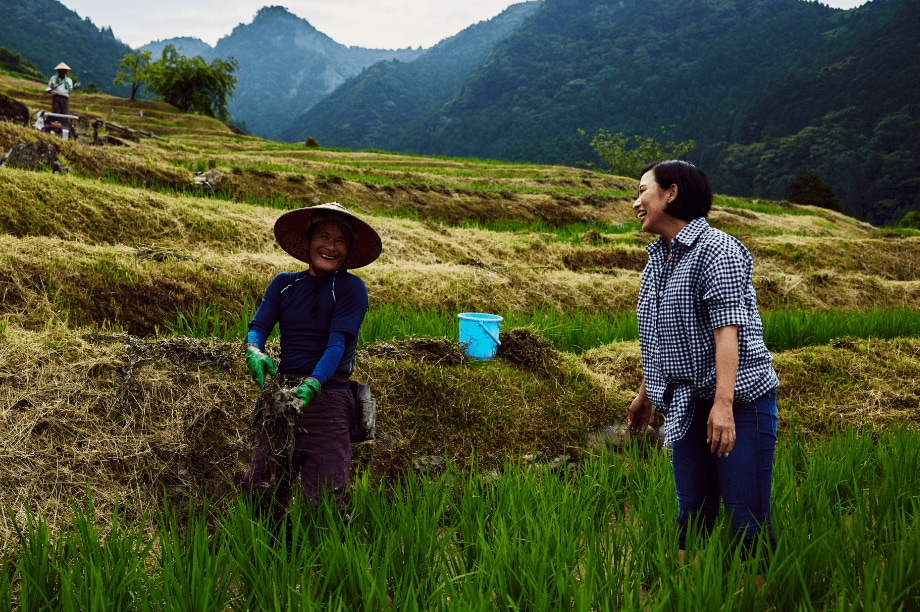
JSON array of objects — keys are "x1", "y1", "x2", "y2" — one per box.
[
  {"x1": 628, "y1": 382, "x2": 655, "y2": 433},
  {"x1": 707, "y1": 399, "x2": 736, "y2": 457}
]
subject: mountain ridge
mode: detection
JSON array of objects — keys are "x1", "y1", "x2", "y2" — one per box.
[
  {"x1": 1, "y1": 0, "x2": 917, "y2": 225},
  {"x1": 141, "y1": 6, "x2": 425, "y2": 140},
  {"x1": 292, "y1": 0, "x2": 919, "y2": 225},
  {"x1": 278, "y1": 1, "x2": 542, "y2": 146}
]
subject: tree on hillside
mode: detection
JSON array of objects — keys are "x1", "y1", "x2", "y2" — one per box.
[
  {"x1": 0, "y1": 47, "x2": 44, "y2": 81},
  {"x1": 145, "y1": 45, "x2": 239, "y2": 122},
  {"x1": 113, "y1": 50, "x2": 151, "y2": 101},
  {"x1": 787, "y1": 171, "x2": 842, "y2": 212},
  {"x1": 580, "y1": 128, "x2": 697, "y2": 179}
]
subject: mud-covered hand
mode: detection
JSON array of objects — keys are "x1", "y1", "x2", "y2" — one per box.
[
  {"x1": 295, "y1": 377, "x2": 321, "y2": 411},
  {"x1": 245, "y1": 345, "x2": 276, "y2": 388}
]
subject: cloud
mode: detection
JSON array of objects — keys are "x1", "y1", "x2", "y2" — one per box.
[
  {"x1": 59, "y1": 0, "x2": 523, "y2": 50},
  {"x1": 59, "y1": 0, "x2": 873, "y2": 50}
]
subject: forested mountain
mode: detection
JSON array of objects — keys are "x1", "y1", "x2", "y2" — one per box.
[
  {"x1": 0, "y1": 0, "x2": 131, "y2": 95},
  {"x1": 279, "y1": 1, "x2": 541, "y2": 146},
  {"x1": 293, "y1": 0, "x2": 919, "y2": 225},
  {"x1": 1, "y1": 0, "x2": 917, "y2": 224},
  {"x1": 718, "y1": 0, "x2": 920, "y2": 225},
  {"x1": 144, "y1": 7, "x2": 424, "y2": 140}
]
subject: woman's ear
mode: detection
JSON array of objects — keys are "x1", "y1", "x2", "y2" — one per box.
[{"x1": 665, "y1": 183, "x2": 678, "y2": 205}]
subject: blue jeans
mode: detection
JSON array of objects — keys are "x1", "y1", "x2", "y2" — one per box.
[{"x1": 671, "y1": 389, "x2": 778, "y2": 558}]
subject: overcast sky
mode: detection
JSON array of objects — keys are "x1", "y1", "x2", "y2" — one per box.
[{"x1": 57, "y1": 0, "x2": 871, "y2": 51}]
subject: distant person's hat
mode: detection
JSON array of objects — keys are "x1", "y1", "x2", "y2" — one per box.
[
  {"x1": 274, "y1": 202, "x2": 382, "y2": 269},
  {"x1": 54, "y1": 62, "x2": 71, "y2": 71}
]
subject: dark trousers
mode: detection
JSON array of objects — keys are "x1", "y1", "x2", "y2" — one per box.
[
  {"x1": 51, "y1": 94, "x2": 69, "y2": 115},
  {"x1": 671, "y1": 389, "x2": 778, "y2": 559},
  {"x1": 242, "y1": 387, "x2": 354, "y2": 524}
]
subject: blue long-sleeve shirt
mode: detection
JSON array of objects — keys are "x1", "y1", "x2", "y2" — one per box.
[{"x1": 247, "y1": 270, "x2": 368, "y2": 383}]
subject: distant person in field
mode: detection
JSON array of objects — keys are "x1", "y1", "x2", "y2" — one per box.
[
  {"x1": 243, "y1": 202, "x2": 381, "y2": 528},
  {"x1": 45, "y1": 62, "x2": 74, "y2": 115},
  {"x1": 626, "y1": 160, "x2": 780, "y2": 578}
]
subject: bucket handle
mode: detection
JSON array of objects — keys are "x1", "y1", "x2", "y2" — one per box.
[{"x1": 477, "y1": 320, "x2": 501, "y2": 347}]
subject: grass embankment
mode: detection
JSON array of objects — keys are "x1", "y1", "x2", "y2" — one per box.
[{"x1": 1, "y1": 73, "x2": 918, "y2": 607}]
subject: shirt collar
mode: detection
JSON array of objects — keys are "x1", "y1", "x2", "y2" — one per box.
[
  {"x1": 674, "y1": 216, "x2": 710, "y2": 249},
  {"x1": 647, "y1": 216, "x2": 711, "y2": 260}
]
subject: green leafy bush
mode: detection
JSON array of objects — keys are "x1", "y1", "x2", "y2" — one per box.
[{"x1": 581, "y1": 128, "x2": 697, "y2": 179}]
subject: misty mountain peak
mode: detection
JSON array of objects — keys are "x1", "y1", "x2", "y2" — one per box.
[{"x1": 255, "y1": 6, "x2": 319, "y2": 29}]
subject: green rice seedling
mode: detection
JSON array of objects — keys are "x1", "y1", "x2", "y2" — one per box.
[
  {"x1": 443, "y1": 466, "x2": 493, "y2": 580},
  {"x1": 0, "y1": 550, "x2": 10, "y2": 612},
  {"x1": 766, "y1": 426, "x2": 920, "y2": 610},
  {"x1": 149, "y1": 499, "x2": 235, "y2": 611},
  {"x1": 614, "y1": 442, "x2": 678, "y2": 598},
  {"x1": 164, "y1": 297, "x2": 262, "y2": 342},
  {"x1": 573, "y1": 451, "x2": 642, "y2": 608},
  {"x1": 762, "y1": 308, "x2": 920, "y2": 352},
  {"x1": 222, "y1": 492, "x2": 359, "y2": 610},
  {"x1": 504, "y1": 308, "x2": 638, "y2": 352},
  {"x1": 358, "y1": 305, "x2": 639, "y2": 353},
  {"x1": 874, "y1": 497, "x2": 920, "y2": 608},
  {"x1": 456, "y1": 469, "x2": 558, "y2": 606},
  {"x1": 239, "y1": 191, "x2": 298, "y2": 211},
  {"x1": 455, "y1": 218, "x2": 640, "y2": 241},
  {"x1": 358, "y1": 304, "x2": 452, "y2": 343},
  {"x1": 323, "y1": 510, "x2": 387, "y2": 608},
  {"x1": 10, "y1": 508, "x2": 65, "y2": 610},
  {"x1": 223, "y1": 497, "x2": 300, "y2": 610},
  {"x1": 358, "y1": 306, "x2": 918, "y2": 354},
  {"x1": 362, "y1": 473, "x2": 457, "y2": 607},
  {"x1": 58, "y1": 499, "x2": 151, "y2": 612},
  {"x1": 500, "y1": 469, "x2": 593, "y2": 607},
  {"x1": 5, "y1": 427, "x2": 919, "y2": 609},
  {"x1": 164, "y1": 303, "x2": 223, "y2": 338}
]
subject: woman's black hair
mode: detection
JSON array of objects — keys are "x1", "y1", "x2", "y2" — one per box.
[{"x1": 640, "y1": 160, "x2": 713, "y2": 221}]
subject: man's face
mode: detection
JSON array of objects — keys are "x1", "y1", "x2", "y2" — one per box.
[{"x1": 308, "y1": 220, "x2": 350, "y2": 276}]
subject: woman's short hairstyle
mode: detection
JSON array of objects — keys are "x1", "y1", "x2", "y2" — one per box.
[{"x1": 641, "y1": 160, "x2": 713, "y2": 221}]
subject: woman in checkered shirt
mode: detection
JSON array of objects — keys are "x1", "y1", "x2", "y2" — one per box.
[{"x1": 627, "y1": 160, "x2": 780, "y2": 580}]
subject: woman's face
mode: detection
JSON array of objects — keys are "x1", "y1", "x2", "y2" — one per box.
[
  {"x1": 633, "y1": 169, "x2": 676, "y2": 237},
  {"x1": 308, "y1": 220, "x2": 350, "y2": 276}
]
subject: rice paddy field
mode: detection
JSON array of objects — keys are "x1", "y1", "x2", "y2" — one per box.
[{"x1": 1, "y1": 72, "x2": 918, "y2": 609}]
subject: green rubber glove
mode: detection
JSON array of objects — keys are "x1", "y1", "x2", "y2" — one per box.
[
  {"x1": 295, "y1": 377, "x2": 321, "y2": 411},
  {"x1": 245, "y1": 345, "x2": 277, "y2": 388}
]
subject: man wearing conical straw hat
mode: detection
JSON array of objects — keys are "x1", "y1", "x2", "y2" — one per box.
[
  {"x1": 243, "y1": 202, "x2": 382, "y2": 528},
  {"x1": 45, "y1": 62, "x2": 74, "y2": 115}
]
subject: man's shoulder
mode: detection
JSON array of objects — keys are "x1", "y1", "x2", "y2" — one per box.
[
  {"x1": 267, "y1": 270, "x2": 307, "y2": 289},
  {"x1": 338, "y1": 271, "x2": 368, "y2": 291}
]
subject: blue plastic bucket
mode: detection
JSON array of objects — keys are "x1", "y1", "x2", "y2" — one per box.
[{"x1": 458, "y1": 312, "x2": 503, "y2": 360}]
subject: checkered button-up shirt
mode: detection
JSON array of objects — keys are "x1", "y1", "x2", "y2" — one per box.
[{"x1": 637, "y1": 217, "x2": 779, "y2": 445}]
